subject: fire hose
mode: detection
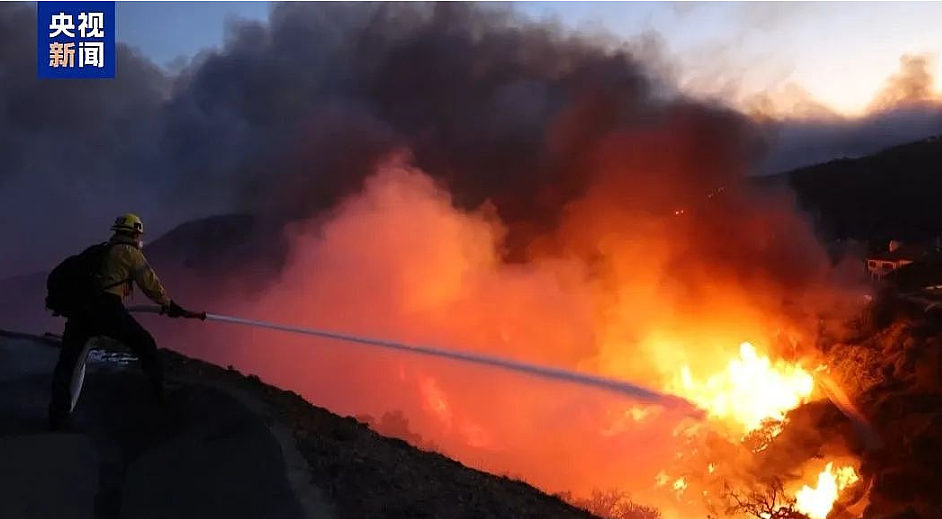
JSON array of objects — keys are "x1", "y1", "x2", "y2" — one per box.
[
  {"x1": 126, "y1": 305, "x2": 702, "y2": 415},
  {"x1": 126, "y1": 305, "x2": 883, "y2": 449}
]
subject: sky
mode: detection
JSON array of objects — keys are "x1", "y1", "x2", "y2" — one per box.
[{"x1": 116, "y1": 1, "x2": 942, "y2": 116}]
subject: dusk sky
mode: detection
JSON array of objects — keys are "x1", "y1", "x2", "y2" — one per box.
[{"x1": 117, "y1": 1, "x2": 942, "y2": 116}]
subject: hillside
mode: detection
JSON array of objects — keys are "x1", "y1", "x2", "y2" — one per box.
[
  {"x1": 0, "y1": 331, "x2": 597, "y2": 519},
  {"x1": 760, "y1": 136, "x2": 942, "y2": 244}
]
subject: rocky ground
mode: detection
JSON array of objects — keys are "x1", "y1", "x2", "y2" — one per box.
[{"x1": 823, "y1": 298, "x2": 942, "y2": 519}]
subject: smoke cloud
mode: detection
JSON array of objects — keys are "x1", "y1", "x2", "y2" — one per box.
[
  {"x1": 2, "y1": 2, "x2": 940, "y2": 277},
  {"x1": 757, "y1": 54, "x2": 942, "y2": 173},
  {"x1": 869, "y1": 54, "x2": 938, "y2": 111}
]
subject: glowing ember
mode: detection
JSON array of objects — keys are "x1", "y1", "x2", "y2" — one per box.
[
  {"x1": 794, "y1": 463, "x2": 860, "y2": 519},
  {"x1": 673, "y1": 342, "x2": 815, "y2": 432},
  {"x1": 655, "y1": 471, "x2": 671, "y2": 487}
]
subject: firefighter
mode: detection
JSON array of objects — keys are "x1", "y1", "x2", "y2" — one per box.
[{"x1": 48, "y1": 213, "x2": 194, "y2": 430}]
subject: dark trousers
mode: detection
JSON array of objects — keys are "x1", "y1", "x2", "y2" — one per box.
[{"x1": 48, "y1": 294, "x2": 164, "y2": 428}]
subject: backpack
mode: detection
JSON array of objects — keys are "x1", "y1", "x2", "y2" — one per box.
[{"x1": 46, "y1": 242, "x2": 120, "y2": 317}]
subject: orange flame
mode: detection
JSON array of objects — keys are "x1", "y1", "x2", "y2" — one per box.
[
  {"x1": 671, "y1": 342, "x2": 815, "y2": 433},
  {"x1": 795, "y1": 463, "x2": 860, "y2": 519}
]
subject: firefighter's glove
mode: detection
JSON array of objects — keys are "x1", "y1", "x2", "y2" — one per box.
[{"x1": 163, "y1": 300, "x2": 187, "y2": 318}]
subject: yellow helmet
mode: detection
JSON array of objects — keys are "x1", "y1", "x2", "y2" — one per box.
[{"x1": 111, "y1": 213, "x2": 145, "y2": 234}]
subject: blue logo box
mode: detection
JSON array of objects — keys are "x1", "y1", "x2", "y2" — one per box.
[{"x1": 37, "y1": 1, "x2": 116, "y2": 79}]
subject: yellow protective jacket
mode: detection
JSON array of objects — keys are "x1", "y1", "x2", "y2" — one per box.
[{"x1": 99, "y1": 234, "x2": 171, "y2": 306}]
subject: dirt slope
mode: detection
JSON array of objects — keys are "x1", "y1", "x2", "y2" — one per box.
[{"x1": 162, "y1": 348, "x2": 597, "y2": 519}]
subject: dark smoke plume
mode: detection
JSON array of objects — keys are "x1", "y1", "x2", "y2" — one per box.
[
  {"x1": 1, "y1": 2, "x2": 751, "y2": 275},
  {"x1": 168, "y1": 2, "x2": 764, "y2": 258}
]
